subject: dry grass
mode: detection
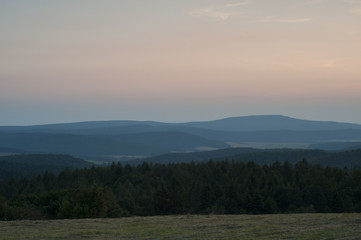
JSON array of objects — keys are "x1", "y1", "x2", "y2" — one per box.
[{"x1": 1, "y1": 213, "x2": 361, "y2": 240}]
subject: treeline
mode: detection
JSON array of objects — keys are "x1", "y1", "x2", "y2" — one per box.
[
  {"x1": 0, "y1": 154, "x2": 92, "y2": 180},
  {"x1": 1, "y1": 160, "x2": 361, "y2": 220}
]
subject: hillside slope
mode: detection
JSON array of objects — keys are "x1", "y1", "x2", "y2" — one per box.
[
  {"x1": 183, "y1": 115, "x2": 361, "y2": 131},
  {"x1": 1, "y1": 115, "x2": 361, "y2": 161},
  {"x1": 137, "y1": 148, "x2": 361, "y2": 168},
  {"x1": 0, "y1": 131, "x2": 228, "y2": 157},
  {"x1": 0, "y1": 154, "x2": 93, "y2": 180}
]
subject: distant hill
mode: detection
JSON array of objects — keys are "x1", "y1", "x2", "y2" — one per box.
[
  {"x1": 0, "y1": 147, "x2": 29, "y2": 155},
  {"x1": 1, "y1": 115, "x2": 361, "y2": 162},
  {"x1": 182, "y1": 115, "x2": 361, "y2": 131},
  {"x1": 137, "y1": 147, "x2": 361, "y2": 168},
  {"x1": 0, "y1": 120, "x2": 163, "y2": 132},
  {"x1": 132, "y1": 147, "x2": 260, "y2": 165},
  {"x1": 0, "y1": 131, "x2": 228, "y2": 157},
  {"x1": 0, "y1": 154, "x2": 93, "y2": 180},
  {"x1": 2, "y1": 115, "x2": 361, "y2": 133},
  {"x1": 309, "y1": 141, "x2": 361, "y2": 151}
]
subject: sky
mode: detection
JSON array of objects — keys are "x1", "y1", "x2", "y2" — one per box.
[{"x1": 1, "y1": 0, "x2": 361, "y2": 125}]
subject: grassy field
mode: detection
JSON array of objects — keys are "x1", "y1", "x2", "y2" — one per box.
[{"x1": 1, "y1": 213, "x2": 361, "y2": 240}]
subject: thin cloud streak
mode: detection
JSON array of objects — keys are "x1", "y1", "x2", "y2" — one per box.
[
  {"x1": 225, "y1": 2, "x2": 250, "y2": 7},
  {"x1": 309, "y1": 0, "x2": 361, "y2": 4},
  {"x1": 264, "y1": 16, "x2": 312, "y2": 23},
  {"x1": 189, "y1": 7, "x2": 236, "y2": 20},
  {"x1": 189, "y1": 1, "x2": 249, "y2": 20},
  {"x1": 343, "y1": 0, "x2": 361, "y2": 4}
]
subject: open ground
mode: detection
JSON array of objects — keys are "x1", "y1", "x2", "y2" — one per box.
[{"x1": 1, "y1": 213, "x2": 361, "y2": 240}]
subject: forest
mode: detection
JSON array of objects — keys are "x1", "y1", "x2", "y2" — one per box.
[{"x1": 1, "y1": 159, "x2": 361, "y2": 220}]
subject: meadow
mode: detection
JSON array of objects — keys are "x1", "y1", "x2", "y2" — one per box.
[{"x1": 1, "y1": 213, "x2": 361, "y2": 240}]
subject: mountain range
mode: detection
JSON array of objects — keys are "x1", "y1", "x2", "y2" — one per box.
[{"x1": 1, "y1": 115, "x2": 361, "y2": 162}]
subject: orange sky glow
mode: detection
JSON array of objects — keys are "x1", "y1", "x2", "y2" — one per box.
[{"x1": 1, "y1": 0, "x2": 361, "y2": 125}]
